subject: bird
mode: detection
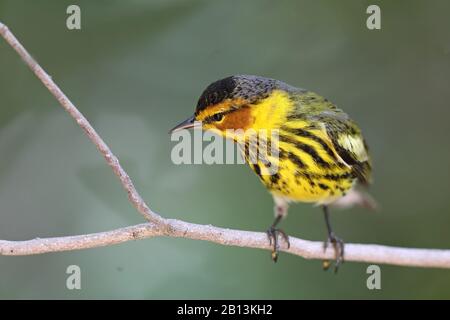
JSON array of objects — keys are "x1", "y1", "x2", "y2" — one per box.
[{"x1": 169, "y1": 75, "x2": 374, "y2": 271}]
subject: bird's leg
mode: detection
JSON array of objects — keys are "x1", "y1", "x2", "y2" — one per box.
[
  {"x1": 266, "y1": 198, "x2": 290, "y2": 262},
  {"x1": 322, "y1": 205, "x2": 345, "y2": 272}
]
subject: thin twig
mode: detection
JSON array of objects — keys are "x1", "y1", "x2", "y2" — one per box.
[
  {"x1": 1, "y1": 21, "x2": 450, "y2": 269},
  {"x1": 0, "y1": 22, "x2": 164, "y2": 226}
]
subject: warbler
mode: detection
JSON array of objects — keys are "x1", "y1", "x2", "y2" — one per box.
[{"x1": 170, "y1": 75, "x2": 374, "y2": 270}]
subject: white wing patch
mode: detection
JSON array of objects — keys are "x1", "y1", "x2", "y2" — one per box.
[{"x1": 337, "y1": 134, "x2": 369, "y2": 162}]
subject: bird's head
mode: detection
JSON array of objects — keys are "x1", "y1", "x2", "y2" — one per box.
[{"x1": 170, "y1": 75, "x2": 296, "y2": 141}]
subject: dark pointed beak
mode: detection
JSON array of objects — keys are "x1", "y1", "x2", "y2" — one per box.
[{"x1": 169, "y1": 115, "x2": 197, "y2": 134}]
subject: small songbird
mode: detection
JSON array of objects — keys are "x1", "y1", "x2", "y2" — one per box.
[{"x1": 170, "y1": 75, "x2": 374, "y2": 270}]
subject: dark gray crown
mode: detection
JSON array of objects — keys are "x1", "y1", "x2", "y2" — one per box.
[{"x1": 195, "y1": 75, "x2": 298, "y2": 114}]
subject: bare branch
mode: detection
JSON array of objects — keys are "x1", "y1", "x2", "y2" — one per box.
[
  {"x1": 2, "y1": 21, "x2": 450, "y2": 269},
  {"x1": 2, "y1": 220, "x2": 450, "y2": 269}
]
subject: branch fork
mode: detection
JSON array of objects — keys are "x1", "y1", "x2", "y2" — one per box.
[{"x1": 1, "y1": 21, "x2": 450, "y2": 269}]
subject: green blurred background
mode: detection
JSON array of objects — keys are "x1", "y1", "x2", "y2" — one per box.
[{"x1": 1, "y1": 0, "x2": 449, "y2": 299}]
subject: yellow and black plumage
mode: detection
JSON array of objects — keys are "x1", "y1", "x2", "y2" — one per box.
[{"x1": 170, "y1": 75, "x2": 374, "y2": 270}]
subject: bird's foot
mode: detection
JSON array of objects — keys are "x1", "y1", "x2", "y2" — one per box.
[
  {"x1": 322, "y1": 232, "x2": 345, "y2": 273},
  {"x1": 266, "y1": 226, "x2": 290, "y2": 263}
]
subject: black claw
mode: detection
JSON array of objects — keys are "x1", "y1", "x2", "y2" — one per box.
[
  {"x1": 266, "y1": 226, "x2": 290, "y2": 263},
  {"x1": 278, "y1": 229, "x2": 290, "y2": 249},
  {"x1": 323, "y1": 232, "x2": 345, "y2": 273},
  {"x1": 266, "y1": 229, "x2": 273, "y2": 247},
  {"x1": 322, "y1": 206, "x2": 345, "y2": 273}
]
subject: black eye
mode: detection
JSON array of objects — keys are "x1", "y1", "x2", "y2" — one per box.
[{"x1": 212, "y1": 113, "x2": 224, "y2": 122}]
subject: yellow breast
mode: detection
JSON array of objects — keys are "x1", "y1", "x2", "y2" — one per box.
[{"x1": 241, "y1": 90, "x2": 356, "y2": 204}]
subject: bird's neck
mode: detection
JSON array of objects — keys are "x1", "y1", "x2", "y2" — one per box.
[
  {"x1": 223, "y1": 90, "x2": 295, "y2": 144},
  {"x1": 249, "y1": 90, "x2": 294, "y2": 132}
]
